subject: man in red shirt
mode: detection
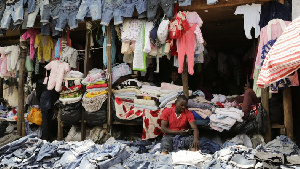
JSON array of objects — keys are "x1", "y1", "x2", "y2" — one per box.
[{"x1": 160, "y1": 95, "x2": 200, "y2": 155}]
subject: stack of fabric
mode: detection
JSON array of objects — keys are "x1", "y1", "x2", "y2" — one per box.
[
  {"x1": 113, "y1": 82, "x2": 188, "y2": 140},
  {"x1": 187, "y1": 95, "x2": 214, "y2": 126},
  {"x1": 81, "y1": 69, "x2": 108, "y2": 126},
  {"x1": 82, "y1": 68, "x2": 108, "y2": 98},
  {"x1": 210, "y1": 107, "x2": 244, "y2": 132},
  {"x1": 56, "y1": 71, "x2": 84, "y2": 125}
]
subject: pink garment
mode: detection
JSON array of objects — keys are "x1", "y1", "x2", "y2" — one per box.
[
  {"x1": 186, "y1": 12, "x2": 203, "y2": 27},
  {"x1": 290, "y1": 71, "x2": 299, "y2": 86},
  {"x1": 178, "y1": 24, "x2": 197, "y2": 75},
  {"x1": 255, "y1": 20, "x2": 291, "y2": 68},
  {"x1": 44, "y1": 60, "x2": 70, "y2": 92},
  {"x1": 21, "y1": 29, "x2": 40, "y2": 60},
  {"x1": 194, "y1": 26, "x2": 204, "y2": 44},
  {"x1": 86, "y1": 73, "x2": 106, "y2": 82}
]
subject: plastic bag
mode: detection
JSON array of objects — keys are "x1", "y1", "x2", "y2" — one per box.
[{"x1": 27, "y1": 108, "x2": 42, "y2": 126}]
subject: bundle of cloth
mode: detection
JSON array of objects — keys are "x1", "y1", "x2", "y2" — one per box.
[
  {"x1": 59, "y1": 71, "x2": 84, "y2": 105},
  {"x1": 82, "y1": 68, "x2": 108, "y2": 98},
  {"x1": 187, "y1": 95, "x2": 214, "y2": 126},
  {"x1": 211, "y1": 94, "x2": 240, "y2": 108},
  {"x1": 210, "y1": 107, "x2": 244, "y2": 132}
]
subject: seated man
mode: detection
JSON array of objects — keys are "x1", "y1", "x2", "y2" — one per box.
[{"x1": 160, "y1": 95, "x2": 200, "y2": 155}]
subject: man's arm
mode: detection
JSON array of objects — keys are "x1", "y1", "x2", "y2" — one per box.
[
  {"x1": 161, "y1": 120, "x2": 187, "y2": 135},
  {"x1": 189, "y1": 121, "x2": 200, "y2": 150}
]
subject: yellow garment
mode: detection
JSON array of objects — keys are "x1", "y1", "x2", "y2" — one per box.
[
  {"x1": 86, "y1": 90, "x2": 108, "y2": 98},
  {"x1": 27, "y1": 108, "x2": 42, "y2": 126},
  {"x1": 34, "y1": 34, "x2": 54, "y2": 62},
  {"x1": 87, "y1": 81, "x2": 106, "y2": 86}
]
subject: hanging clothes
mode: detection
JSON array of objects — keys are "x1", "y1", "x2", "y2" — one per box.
[
  {"x1": 177, "y1": 24, "x2": 198, "y2": 75},
  {"x1": 21, "y1": 29, "x2": 40, "y2": 60},
  {"x1": 133, "y1": 22, "x2": 147, "y2": 71},
  {"x1": 235, "y1": 3, "x2": 261, "y2": 39},
  {"x1": 259, "y1": 0, "x2": 292, "y2": 28},
  {"x1": 255, "y1": 19, "x2": 290, "y2": 69},
  {"x1": 103, "y1": 25, "x2": 116, "y2": 68},
  {"x1": 257, "y1": 16, "x2": 300, "y2": 88},
  {"x1": 34, "y1": 34, "x2": 54, "y2": 62}
]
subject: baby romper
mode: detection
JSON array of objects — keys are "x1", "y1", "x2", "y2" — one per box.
[
  {"x1": 177, "y1": 24, "x2": 197, "y2": 75},
  {"x1": 44, "y1": 60, "x2": 70, "y2": 92}
]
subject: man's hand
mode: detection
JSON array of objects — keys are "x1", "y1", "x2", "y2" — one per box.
[
  {"x1": 179, "y1": 129, "x2": 189, "y2": 136},
  {"x1": 191, "y1": 138, "x2": 200, "y2": 151}
]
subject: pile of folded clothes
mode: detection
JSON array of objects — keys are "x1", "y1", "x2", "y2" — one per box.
[
  {"x1": 210, "y1": 107, "x2": 244, "y2": 132},
  {"x1": 82, "y1": 68, "x2": 108, "y2": 98},
  {"x1": 56, "y1": 71, "x2": 84, "y2": 125},
  {"x1": 187, "y1": 95, "x2": 214, "y2": 126},
  {"x1": 81, "y1": 69, "x2": 108, "y2": 126}
]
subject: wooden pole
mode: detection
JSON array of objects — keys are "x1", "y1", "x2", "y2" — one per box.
[
  {"x1": 262, "y1": 87, "x2": 271, "y2": 142},
  {"x1": 182, "y1": 58, "x2": 189, "y2": 98},
  {"x1": 106, "y1": 25, "x2": 112, "y2": 132},
  {"x1": 17, "y1": 38, "x2": 26, "y2": 136},
  {"x1": 283, "y1": 87, "x2": 293, "y2": 140},
  {"x1": 57, "y1": 109, "x2": 63, "y2": 141},
  {"x1": 0, "y1": 78, "x2": 3, "y2": 98},
  {"x1": 57, "y1": 29, "x2": 68, "y2": 141},
  {"x1": 80, "y1": 21, "x2": 92, "y2": 141}
]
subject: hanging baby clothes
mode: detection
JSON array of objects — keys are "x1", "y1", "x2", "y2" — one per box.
[
  {"x1": 177, "y1": 24, "x2": 198, "y2": 75},
  {"x1": 34, "y1": 34, "x2": 54, "y2": 62},
  {"x1": 258, "y1": 19, "x2": 299, "y2": 93},
  {"x1": 253, "y1": 19, "x2": 291, "y2": 97},
  {"x1": 255, "y1": 19, "x2": 290, "y2": 69},
  {"x1": 5, "y1": 45, "x2": 20, "y2": 73},
  {"x1": 235, "y1": 3, "x2": 261, "y2": 39},
  {"x1": 143, "y1": 21, "x2": 154, "y2": 53},
  {"x1": 21, "y1": 29, "x2": 40, "y2": 60},
  {"x1": 44, "y1": 60, "x2": 70, "y2": 92},
  {"x1": 103, "y1": 25, "x2": 116, "y2": 68},
  {"x1": 60, "y1": 46, "x2": 78, "y2": 68},
  {"x1": 133, "y1": 22, "x2": 147, "y2": 71}
]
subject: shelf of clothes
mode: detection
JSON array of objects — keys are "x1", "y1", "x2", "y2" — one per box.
[{"x1": 0, "y1": 133, "x2": 299, "y2": 168}]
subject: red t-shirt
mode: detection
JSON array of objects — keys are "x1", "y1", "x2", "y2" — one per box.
[{"x1": 160, "y1": 107, "x2": 195, "y2": 131}]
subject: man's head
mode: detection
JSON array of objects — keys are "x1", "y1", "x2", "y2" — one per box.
[
  {"x1": 175, "y1": 95, "x2": 188, "y2": 113},
  {"x1": 171, "y1": 70, "x2": 179, "y2": 82}
]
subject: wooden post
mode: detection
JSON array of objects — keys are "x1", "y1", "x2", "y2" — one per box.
[
  {"x1": 262, "y1": 87, "x2": 271, "y2": 142},
  {"x1": 106, "y1": 25, "x2": 112, "y2": 132},
  {"x1": 57, "y1": 109, "x2": 63, "y2": 141},
  {"x1": 283, "y1": 87, "x2": 293, "y2": 140},
  {"x1": 84, "y1": 21, "x2": 91, "y2": 77},
  {"x1": 182, "y1": 58, "x2": 189, "y2": 98},
  {"x1": 80, "y1": 22, "x2": 92, "y2": 141},
  {"x1": 17, "y1": 38, "x2": 26, "y2": 136},
  {"x1": 0, "y1": 78, "x2": 3, "y2": 98},
  {"x1": 57, "y1": 29, "x2": 68, "y2": 141}
]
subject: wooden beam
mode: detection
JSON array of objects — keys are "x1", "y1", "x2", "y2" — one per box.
[
  {"x1": 261, "y1": 87, "x2": 271, "y2": 142},
  {"x1": 181, "y1": 0, "x2": 272, "y2": 10},
  {"x1": 106, "y1": 24, "x2": 112, "y2": 132},
  {"x1": 182, "y1": 58, "x2": 189, "y2": 98},
  {"x1": 283, "y1": 87, "x2": 293, "y2": 140},
  {"x1": 57, "y1": 109, "x2": 63, "y2": 141},
  {"x1": 0, "y1": 78, "x2": 3, "y2": 98},
  {"x1": 17, "y1": 37, "x2": 26, "y2": 136},
  {"x1": 57, "y1": 29, "x2": 68, "y2": 141}
]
